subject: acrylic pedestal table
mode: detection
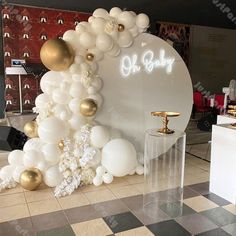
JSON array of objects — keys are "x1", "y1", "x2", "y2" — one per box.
[
  {"x1": 217, "y1": 114, "x2": 236, "y2": 125},
  {"x1": 143, "y1": 129, "x2": 186, "y2": 217},
  {"x1": 210, "y1": 124, "x2": 236, "y2": 204}
]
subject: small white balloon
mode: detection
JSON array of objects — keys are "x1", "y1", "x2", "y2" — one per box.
[
  {"x1": 13, "y1": 166, "x2": 26, "y2": 182},
  {"x1": 109, "y1": 7, "x2": 122, "y2": 18},
  {"x1": 42, "y1": 143, "x2": 60, "y2": 165},
  {"x1": 53, "y1": 104, "x2": 71, "y2": 121},
  {"x1": 136, "y1": 165, "x2": 144, "y2": 175},
  {"x1": 136, "y1": 13, "x2": 150, "y2": 29},
  {"x1": 23, "y1": 138, "x2": 44, "y2": 152},
  {"x1": 96, "y1": 33, "x2": 114, "y2": 52},
  {"x1": 129, "y1": 26, "x2": 139, "y2": 37},
  {"x1": 69, "y1": 81, "x2": 86, "y2": 98},
  {"x1": 38, "y1": 117, "x2": 69, "y2": 143},
  {"x1": 35, "y1": 93, "x2": 50, "y2": 109},
  {"x1": 87, "y1": 86, "x2": 97, "y2": 95},
  {"x1": 96, "y1": 166, "x2": 106, "y2": 176},
  {"x1": 91, "y1": 77, "x2": 103, "y2": 91},
  {"x1": 68, "y1": 98, "x2": 81, "y2": 114},
  {"x1": 23, "y1": 150, "x2": 44, "y2": 168},
  {"x1": 93, "y1": 8, "x2": 109, "y2": 18},
  {"x1": 88, "y1": 48, "x2": 104, "y2": 61},
  {"x1": 102, "y1": 173, "x2": 113, "y2": 184},
  {"x1": 107, "y1": 43, "x2": 121, "y2": 57},
  {"x1": 63, "y1": 30, "x2": 79, "y2": 50},
  {"x1": 8, "y1": 150, "x2": 24, "y2": 166},
  {"x1": 91, "y1": 17, "x2": 106, "y2": 35},
  {"x1": 69, "y1": 114, "x2": 87, "y2": 130},
  {"x1": 118, "y1": 30, "x2": 133, "y2": 47},
  {"x1": 79, "y1": 32, "x2": 95, "y2": 49},
  {"x1": 90, "y1": 126, "x2": 110, "y2": 148},
  {"x1": 75, "y1": 24, "x2": 86, "y2": 34},
  {"x1": 88, "y1": 94, "x2": 103, "y2": 107},
  {"x1": 93, "y1": 175, "x2": 103, "y2": 186},
  {"x1": 52, "y1": 88, "x2": 71, "y2": 104},
  {"x1": 44, "y1": 166, "x2": 63, "y2": 187},
  {"x1": 0, "y1": 165, "x2": 14, "y2": 180},
  {"x1": 118, "y1": 11, "x2": 135, "y2": 29},
  {"x1": 37, "y1": 161, "x2": 50, "y2": 173},
  {"x1": 88, "y1": 16, "x2": 95, "y2": 23},
  {"x1": 69, "y1": 63, "x2": 81, "y2": 74}
]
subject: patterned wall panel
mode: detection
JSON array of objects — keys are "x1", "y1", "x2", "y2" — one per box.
[{"x1": 1, "y1": 4, "x2": 90, "y2": 112}]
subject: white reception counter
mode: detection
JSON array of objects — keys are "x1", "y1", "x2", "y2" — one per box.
[{"x1": 210, "y1": 123, "x2": 236, "y2": 204}]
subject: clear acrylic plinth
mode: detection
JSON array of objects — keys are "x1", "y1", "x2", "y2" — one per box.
[{"x1": 143, "y1": 129, "x2": 186, "y2": 218}]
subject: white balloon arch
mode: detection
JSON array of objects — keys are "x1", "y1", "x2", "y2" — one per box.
[{"x1": 0, "y1": 7, "x2": 192, "y2": 197}]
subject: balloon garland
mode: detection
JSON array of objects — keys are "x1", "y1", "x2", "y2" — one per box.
[{"x1": 0, "y1": 7, "x2": 149, "y2": 197}]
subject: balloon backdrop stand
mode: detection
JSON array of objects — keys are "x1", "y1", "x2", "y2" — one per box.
[
  {"x1": 143, "y1": 113, "x2": 186, "y2": 216},
  {"x1": 0, "y1": 7, "x2": 149, "y2": 196},
  {"x1": 0, "y1": 7, "x2": 192, "y2": 198}
]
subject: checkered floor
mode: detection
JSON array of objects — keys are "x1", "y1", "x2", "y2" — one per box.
[{"x1": 1, "y1": 182, "x2": 236, "y2": 236}]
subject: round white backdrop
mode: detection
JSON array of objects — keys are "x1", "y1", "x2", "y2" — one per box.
[{"x1": 97, "y1": 33, "x2": 193, "y2": 152}]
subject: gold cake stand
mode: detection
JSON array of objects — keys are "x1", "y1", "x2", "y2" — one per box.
[{"x1": 151, "y1": 111, "x2": 180, "y2": 134}]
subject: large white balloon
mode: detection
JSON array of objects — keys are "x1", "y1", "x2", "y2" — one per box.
[
  {"x1": 23, "y1": 150, "x2": 44, "y2": 168},
  {"x1": 38, "y1": 117, "x2": 69, "y2": 143},
  {"x1": 23, "y1": 138, "x2": 44, "y2": 152},
  {"x1": 42, "y1": 143, "x2": 61, "y2": 165},
  {"x1": 44, "y1": 166, "x2": 63, "y2": 187},
  {"x1": 8, "y1": 150, "x2": 24, "y2": 166},
  {"x1": 96, "y1": 33, "x2": 114, "y2": 52},
  {"x1": 63, "y1": 30, "x2": 80, "y2": 50},
  {"x1": 75, "y1": 24, "x2": 86, "y2": 34},
  {"x1": 90, "y1": 126, "x2": 110, "y2": 148},
  {"x1": 0, "y1": 165, "x2": 14, "y2": 180},
  {"x1": 101, "y1": 139, "x2": 138, "y2": 177}
]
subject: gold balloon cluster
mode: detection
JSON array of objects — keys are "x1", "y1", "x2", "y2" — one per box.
[
  {"x1": 24, "y1": 121, "x2": 38, "y2": 138},
  {"x1": 80, "y1": 98, "x2": 98, "y2": 117},
  {"x1": 20, "y1": 168, "x2": 43, "y2": 191},
  {"x1": 40, "y1": 38, "x2": 74, "y2": 71}
]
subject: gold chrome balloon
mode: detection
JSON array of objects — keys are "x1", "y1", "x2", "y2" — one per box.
[
  {"x1": 24, "y1": 121, "x2": 38, "y2": 138},
  {"x1": 40, "y1": 38, "x2": 74, "y2": 71},
  {"x1": 80, "y1": 98, "x2": 98, "y2": 117},
  {"x1": 118, "y1": 24, "x2": 125, "y2": 32},
  {"x1": 20, "y1": 168, "x2": 43, "y2": 191},
  {"x1": 58, "y1": 140, "x2": 65, "y2": 151},
  {"x1": 86, "y1": 53, "x2": 95, "y2": 62}
]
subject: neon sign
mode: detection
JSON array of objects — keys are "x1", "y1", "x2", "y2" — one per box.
[{"x1": 120, "y1": 49, "x2": 175, "y2": 78}]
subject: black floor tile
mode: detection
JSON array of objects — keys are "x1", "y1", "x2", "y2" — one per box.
[
  {"x1": 195, "y1": 228, "x2": 231, "y2": 236},
  {"x1": 0, "y1": 217, "x2": 35, "y2": 236},
  {"x1": 187, "y1": 182, "x2": 210, "y2": 195},
  {"x1": 203, "y1": 193, "x2": 231, "y2": 206},
  {"x1": 201, "y1": 207, "x2": 236, "y2": 227},
  {"x1": 37, "y1": 225, "x2": 75, "y2": 236},
  {"x1": 159, "y1": 202, "x2": 196, "y2": 218},
  {"x1": 103, "y1": 211, "x2": 143, "y2": 234},
  {"x1": 147, "y1": 219, "x2": 191, "y2": 236},
  {"x1": 31, "y1": 211, "x2": 68, "y2": 232}
]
